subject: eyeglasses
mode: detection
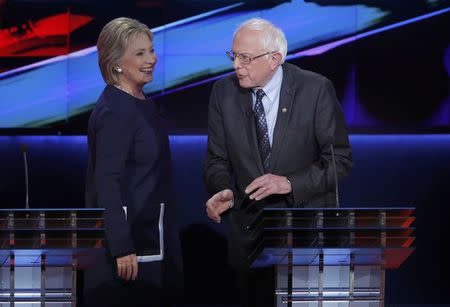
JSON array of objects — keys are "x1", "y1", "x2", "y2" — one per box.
[{"x1": 226, "y1": 50, "x2": 276, "y2": 65}]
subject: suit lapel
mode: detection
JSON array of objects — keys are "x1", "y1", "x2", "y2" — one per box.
[
  {"x1": 270, "y1": 65, "x2": 295, "y2": 172},
  {"x1": 238, "y1": 87, "x2": 264, "y2": 175}
]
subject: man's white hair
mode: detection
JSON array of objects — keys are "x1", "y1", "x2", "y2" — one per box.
[{"x1": 235, "y1": 18, "x2": 287, "y2": 64}]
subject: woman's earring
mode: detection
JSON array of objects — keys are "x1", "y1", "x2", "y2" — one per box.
[{"x1": 116, "y1": 67, "x2": 122, "y2": 73}]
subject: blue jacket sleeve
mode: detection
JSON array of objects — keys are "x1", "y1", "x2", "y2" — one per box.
[{"x1": 94, "y1": 106, "x2": 136, "y2": 258}]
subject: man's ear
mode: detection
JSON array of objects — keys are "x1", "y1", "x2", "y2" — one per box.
[{"x1": 271, "y1": 52, "x2": 282, "y2": 69}]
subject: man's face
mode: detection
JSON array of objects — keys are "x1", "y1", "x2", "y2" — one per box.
[{"x1": 232, "y1": 28, "x2": 278, "y2": 89}]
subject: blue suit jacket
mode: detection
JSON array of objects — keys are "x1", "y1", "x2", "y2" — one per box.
[{"x1": 86, "y1": 84, "x2": 172, "y2": 258}]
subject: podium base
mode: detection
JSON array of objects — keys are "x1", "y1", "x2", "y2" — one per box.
[{"x1": 275, "y1": 254, "x2": 385, "y2": 307}]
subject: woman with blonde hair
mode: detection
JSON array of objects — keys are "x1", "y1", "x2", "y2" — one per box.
[{"x1": 84, "y1": 17, "x2": 182, "y2": 307}]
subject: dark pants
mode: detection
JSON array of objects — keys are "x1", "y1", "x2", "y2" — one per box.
[
  {"x1": 83, "y1": 280, "x2": 165, "y2": 307},
  {"x1": 236, "y1": 267, "x2": 275, "y2": 307}
]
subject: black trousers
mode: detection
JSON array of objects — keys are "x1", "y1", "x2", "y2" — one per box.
[
  {"x1": 83, "y1": 279, "x2": 165, "y2": 307},
  {"x1": 236, "y1": 267, "x2": 275, "y2": 307}
]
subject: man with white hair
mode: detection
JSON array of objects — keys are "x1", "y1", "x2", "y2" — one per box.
[{"x1": 204, "y1": 18, "x2": 353, "y2": 306}]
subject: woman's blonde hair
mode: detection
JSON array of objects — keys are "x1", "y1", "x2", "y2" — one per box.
[{"x1": 97, "y1": 17, "x2": 153, "y2": 85}]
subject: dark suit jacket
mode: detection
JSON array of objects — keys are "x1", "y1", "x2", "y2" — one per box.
[
  {"x1": 204, "y1": 62, "x2": 353, "y2": 267},
  {"x1": 85, "y1": 85, "x2": 182, "y2": 293}
]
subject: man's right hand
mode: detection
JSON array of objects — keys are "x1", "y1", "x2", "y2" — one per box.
[
  {"x1": 116, "y1": 253, "x2": 138, "y2": 281},
  {"x1": 205, "y1": 189, "x2": 234, "y2": 223}
]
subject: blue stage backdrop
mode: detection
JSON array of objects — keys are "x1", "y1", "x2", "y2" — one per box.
[{"x1": 0, "y1": 0, "x2": 449, "y2": 132}]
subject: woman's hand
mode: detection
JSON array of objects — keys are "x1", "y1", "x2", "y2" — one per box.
[{"x1": 116, "y1": 253, "x2": 138, "y2": 281}]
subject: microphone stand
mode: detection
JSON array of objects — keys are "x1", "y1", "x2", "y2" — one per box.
[
  {"x1": 21, "y1": 144, "x2": 30, "y2": 210},
  {"x1": 330, "y1": 144, "x2": 340, "y2": 208}
]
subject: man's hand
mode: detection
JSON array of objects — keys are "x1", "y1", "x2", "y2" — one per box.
[
  {"x1": 245, "y1": 174, "x2": 291, "y2": 201},
  {"x1": 116, "y1": 253, "x2": 138, "y2": 281},
  {"x1": 205, "y1": 189, "x2": 234, "y2": 223}
]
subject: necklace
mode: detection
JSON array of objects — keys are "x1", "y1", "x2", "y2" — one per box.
[{"x1": 114, "y1": 84, "x2": 144, "y2": 99}]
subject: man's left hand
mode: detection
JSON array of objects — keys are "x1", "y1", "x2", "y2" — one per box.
[{"x1": 245, "y1": 174, "x2": 292, "y2": 201}]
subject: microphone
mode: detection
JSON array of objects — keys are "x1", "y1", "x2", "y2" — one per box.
[
  {"x1": 20, "y1": 144, "x2": 30, "y2": 209},
  {"x1": 330, "y1": 143, "x2": 340, "y2": 208}
]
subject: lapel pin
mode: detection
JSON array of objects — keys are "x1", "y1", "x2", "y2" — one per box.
[{"x1": 282, "y1": 107, "x2": 287, "y2": 113}]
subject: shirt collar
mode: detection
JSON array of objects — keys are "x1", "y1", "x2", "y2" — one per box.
[{"x1": 253, "y1": 65, "x2": 283, "y2": 103}]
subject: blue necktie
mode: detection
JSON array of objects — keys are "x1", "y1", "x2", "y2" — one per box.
[{"x1": 254, "y1": 89, "x2": 271, "y2": 172}]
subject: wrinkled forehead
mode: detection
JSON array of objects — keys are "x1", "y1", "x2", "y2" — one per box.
[{"x1": 232, "y1": 28, "x2": 265, "y2": 53}]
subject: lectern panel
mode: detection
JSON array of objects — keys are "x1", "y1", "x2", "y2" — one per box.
[
  {"x1": 0, "y1": 209, "x2": 105, "y2": 305},
  {"x1": 251, "y1": 207, "x2": 415, "y2": 306}
]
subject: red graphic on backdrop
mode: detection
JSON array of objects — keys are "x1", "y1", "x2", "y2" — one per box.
[{"x1": 0, "y1": 13, "x2": 93, "y2": 57}]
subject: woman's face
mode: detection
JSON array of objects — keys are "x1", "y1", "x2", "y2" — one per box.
[{"x1": 117, "y1": 32, "x2": 156, "y2": 89}]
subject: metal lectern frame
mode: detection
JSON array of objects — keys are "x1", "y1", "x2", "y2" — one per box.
[
  {"x1": 0, "y1": 208, "x2": 104, "y2": 307},
  {"x1": 248, "y1": 207, "x2": 415, "y2": 307}
]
